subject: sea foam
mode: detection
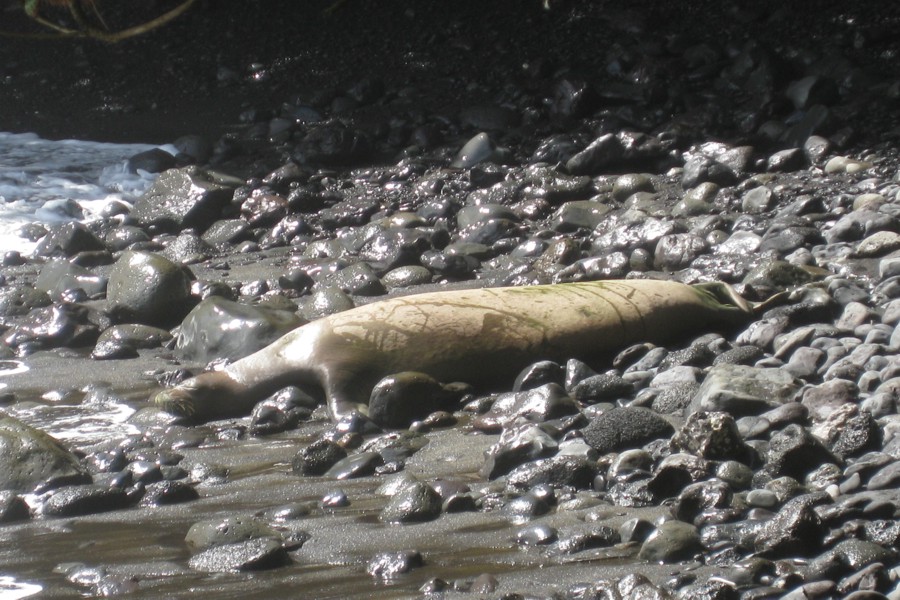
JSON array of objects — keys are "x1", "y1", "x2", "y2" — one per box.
[{"x1": 0, "y1": 132, "x2": 164, "y2": 255}]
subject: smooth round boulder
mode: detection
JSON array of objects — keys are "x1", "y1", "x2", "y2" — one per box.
[
  {"x1": 380, "y1": 482, "x2": 442, "y2": 523},
  {"x1": 637, "y1": 521, "x2": 702, "y2": 563},
  {"x1": 176, "y1": 296, "x2": 304, "y2": 363},
  {"x1": 368, "y1": 372, "x2": 461, "y2": 429},
  {"x1": 106, "y1": 251, "x2": 193, "y2": 327}
]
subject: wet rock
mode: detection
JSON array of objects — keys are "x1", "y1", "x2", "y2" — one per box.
[
  {"x1": 766, "y1": 424, "x2": 840, "y2": 480},
  {"x1": 368, "y1": 372, "x2": 459, "y2": 429},
  {"x1": 638, "y1": 520, "x2": 702, "y2": 563},
  {"x1": 451, "y1": 132, "x2": 495, "y2": 168},
  {"x1": 654, "y1": 233, "x2": 707, "y2": 271},
  {"x1": 127, "y1": 147, "x2": 177, "y2": 173},
  {"x1": 581, "y1": 407, "x2": 674, "y2": 454},
  {"x1": 481, "y1": 424, "x2": 558, "y2": 480},
  {"x1": 367, "y1": 550, "x2": 423, "y2": 579},
  {"x1": 36, "y1": 260, "x2": 106, "y2": 301},
  {"x1": 801, "y1": 379, "x2": 859, "y2": 422},
  {"x1": 570, "y1": 373, "x2": 634, "y2": 403},
  {"x1": 201, "y1": 219, "x2": 252, "y2": 245},
  {"x1": 240, "y1": 191, "x2": 289, "y2": 227},
  {"x1": 826, "y1": 210, "x2": 897, "y2": 245},
  {"x1": 160, "y1": 232, "x2": 214, "y2": 264},
  {"x1": 301, "y1": 286, "x2": 355, "y2": 319},
  {"x1": 688, "y1": 364, "x2": 800, "y2": 417},
  {"x1": 824, "y1": 156, "x2": 873, "y2": 175},
  {"x1": 249, "y1": 387, "x2": 317, "y2": 435},
  {"x1": 324, "y1": 452, "x2": 383, "y2": 480},
  {"x1": 42, "y1": 485, "x2": 130, "y2": 517},
  {"x1": 556, "y1": 525, "x2": 620, "y2": 554},
  {"x1": 513, "y1": 360, "x2": 564, "y2": 392},
  {"x1": 516, "y1": 523, "x2": 558, "y2": 546},
  {"x1": 292, "y1": 439, "x2": 348, "y2": 476},
  {"x1": 322, "y1": 262, "x2": 385, "y2": 297},
  {"x1": 358, "y1": 228, "x2": 433, "y2": 272},
  {"x1": 33, "y1": 222, "x2": 105, "y2": 258},
  {"x1": 682, "y1": 156, "x2": 736, "y2": 189},
  {"x1": 380, "y1": 481, "x2": 442, "y2": 523},
  {"x1": 4, "y1": 304, "x2": 100, "y2": 354},
  {"x1": 188, "y1": 538, "x2": 289, "y2": 572},
  {"x1": 140, "y1": 480, "x2": 199, "y2": 506},
  {"x1": 865, "y1": 460, "x2": 900, "y2": 491},
  {"x1": 716, "y1": 461, "x2": 753, "y2": 490},
  {"x1": 0, "y1": 286, "x2": 51, "y2": 318},
  {"x1": 106, "y1": 251, "x2": 194, "y2": 327},
  {"x1": 742, "y1": 260, "x2": 817, "y2": 295},
  {"x1": 812, "y1": 404, "x2": 881, "y2": 459},
  {"x1": 530, "y1": 134, "x2": 581, "y2": 164},
  {"x1": 618, "y1": 517, "x2": 655, "y2": 544},
  {"x1": 131, "y1": 166, "x2": 237, "y2": 233},
  {"x1": 549, "y1": 200, "x2": 611, "y2": 232},
  {"x1": 474, "y1": 383, "x2": 580, "y2": 431},
  {"x1": 0, "y1": 416, "x2": 89, "y2": 493},
  {"x1": 647, "y1": 381, "x2": 700, "y2": 415},
  {"x1": 505, "y1": 455, "x2": 597, "y2": 490},
  {"x1": 186, "y1": 515, "x2": 282, "y2": 551},
  {"x1": 767, "y1": 148, "x2": 805, "y2": 172},
  {"x1": 566, "y1": 134, "x2": 624, "y2": 175},
  {"x1": 742, "y1": 186, "x2": 775, "y2": 213},
  {"x1": 647, "y1": 453, "x2": 711, "y2": 500},
  {"x1": 92, "y1": 324, "x2": 173, "y2": 360},
  {"x1": 806, "y1": 539, "x2": 895, "y2": 584},
  {"x1": 321, "y1": 488, "x2": 350, "y2": 508},
  {"x1": 381, "y1": 265, "x2": 433, "y2": 289},
  {"x1": 672, "y1": 480, "x2": 733, "y2": 523},
  {"x1": 0, "y1": 491, "x2": 29, "y2": 523},
  {"x1": 755, "y1": 495, "x2": 827, "y2": 558},
  {"x1": 505, "y1": 492, "x2": 551, "y2": 521},
  {"x1": 175, "y1": 296, "x2": 303, "y2": 363},
  {"x1": 671, "y1": 411, "x2": 752, "y2": 463}
]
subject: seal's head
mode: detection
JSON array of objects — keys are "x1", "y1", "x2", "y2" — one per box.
[{"x1": 153, "y1": 371, "x2": 251, "y2": 422}]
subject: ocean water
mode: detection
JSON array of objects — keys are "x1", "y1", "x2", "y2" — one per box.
[{"x1": 0, "y1": 132, "x2": 165, "y2": 255}]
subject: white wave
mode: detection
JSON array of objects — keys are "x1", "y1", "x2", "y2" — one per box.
[
  {"x1": 0, "y1": 576, "x2": 42, "y2": 600},
  {"x1": 0, "y1": 132, "x2": 166, "y2": 255}
]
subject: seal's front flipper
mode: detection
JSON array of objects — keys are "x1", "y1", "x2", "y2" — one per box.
[{"x1": 321, "y1": 369, "x2": 371, "y2": 421}]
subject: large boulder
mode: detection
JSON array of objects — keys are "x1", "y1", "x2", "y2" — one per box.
[
  {"x1": 106, "y1": 251, "x2": 194, "y2": 327},
  {"x1": 130, "y1": 166, "x2": 238, "y2": 233},
  {"x1": 688, "y1": 364, "x2": 800, "y2": 417},
  {"x1": 0, "y1": 416, "x2": 90, "y2": 493},
  {"x1": 176, "y1": 296, "x2": 304, "y2": 363}
]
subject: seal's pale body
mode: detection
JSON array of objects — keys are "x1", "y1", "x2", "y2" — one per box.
[{"x1": 154, "y1": 280, "x2": 756, "y2": 421}]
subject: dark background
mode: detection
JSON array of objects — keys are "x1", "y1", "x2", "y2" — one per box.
[{"x1": 0, "y1": 0, "x2": 897, "y2": 144}]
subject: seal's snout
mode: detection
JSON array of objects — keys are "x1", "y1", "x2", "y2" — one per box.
[{"x1": 152, "y1": 387, "x2": 197, "y2": 418}]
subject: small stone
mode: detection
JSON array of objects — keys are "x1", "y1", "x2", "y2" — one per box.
[
  {"x1": 366, "y1": 550, "x2": 423, "y2": 579},
  {"x1": 188, "y1": 539, "x2": 289, "y2": 573},
  {"x1": 380, "y1": 482, "x2": 442, "y2": 523},
  {"x1": 637, "y1": 521, "x2": 701, "y2": 563}
]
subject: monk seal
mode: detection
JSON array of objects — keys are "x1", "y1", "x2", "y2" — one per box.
[{"x1": 153, "y1": 279, "x2": 767, "y2": 422}]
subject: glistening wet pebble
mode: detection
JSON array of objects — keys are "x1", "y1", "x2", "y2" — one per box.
[{"x1": 0, "y1": 0, "x2": 900, "y2": 598}]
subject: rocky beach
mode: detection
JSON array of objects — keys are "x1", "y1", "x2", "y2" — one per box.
[{"x1": 1, "y1": 0, "x2": 900, "y2": 598}]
